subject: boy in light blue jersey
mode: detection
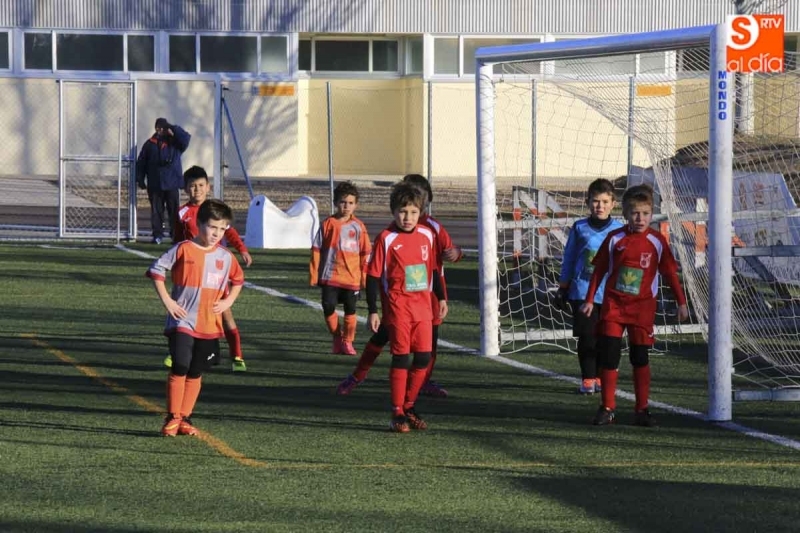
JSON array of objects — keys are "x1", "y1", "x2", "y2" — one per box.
[{"x1": 556, "y1": 178, "x2": 623, "y2": 394}]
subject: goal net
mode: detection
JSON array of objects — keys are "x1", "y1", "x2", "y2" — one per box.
[{"x1": 476, "y1": 25, "x2": 800, "y2": 417}]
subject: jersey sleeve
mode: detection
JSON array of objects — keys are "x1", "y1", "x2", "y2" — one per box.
[
  {"x1": 359, "y1": 221, "x2": 372, "y2": 288},
  {"x1": 366, "y1": 233, "x2": 385, "y2": 279},
  {"x1": 227, "y1": 251, "x2": 245, "y2": 286},
  {"x1": 146, "y1": 244, "x2": 180, "y2": 281},
  {"x1": 658, "y1": 237, "x2": 687, "y2": 306},
  {"x1": 559, "y1": 223, "x2": 580, "y2": 287},
  {"x1": 224, "y1": 226, "x2": 248, "y2": 255}
]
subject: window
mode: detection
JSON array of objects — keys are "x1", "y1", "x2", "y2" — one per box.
[
  {"x1": 300, "y1": 38, "x2": 400, "y2": 73},
  {"x1": 170, "y1": 35, "x2": 196, "y2": 72},
  {"x1": 316, "y1": 41, "x2": 368, "y2": 71},
  {"x1": 128, "y1": 35, "x2": 154, "y2": 72},
  {"x1": 464, "y1": 37, "x2": 541, "y2": 75},
  {"x1": 677, "y1": 48, "x2": 710, "y2": 73},
  {"x1": 0, "y1": 31, "x2": 8, "y2": 69},
  {"x1": 407, "y1": 37, "x2": 423, "y2": 74},
  {"x1": 25, "y1": 32, "x2": 52, "y2": 70},
  {"x1": 639, "y1": 52, "x2": 667, "y2": 75},
  {"x1": 299, "y1": 39, "x2": 311, "y2": 70},
  {"x1": 785, "y1": 35, "x2": 798, "y2": 71},
  {"x1": 433, "y1": 38, "x2": 458, "y2": 75},
  {"x1": 261, "y1": 36, "x2": 288, "y2": 73},
  {"x1": 554, "y1": 38, "x2": 635, "y2": 76},
  {"x1": 57, "y1": 34, "x2": 123, "y2": 71},
  {"x1": 200, "y1": 35, "x2": 258, "y2": 73}
]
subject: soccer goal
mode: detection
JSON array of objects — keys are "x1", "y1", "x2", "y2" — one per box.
[{"x1": 476, "y1": 21, "x2": 800, "y2": 421}]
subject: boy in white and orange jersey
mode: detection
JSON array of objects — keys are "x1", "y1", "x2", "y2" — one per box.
[
  {"x1": 147, "y1": 199, "x2": 245, "y2": 437},
  {"x1": 310, "y1": 181, "x2": 371, "y2": 355},
  {"x1": 170, "y1": 165, "x2": 252, "y2": 372}
]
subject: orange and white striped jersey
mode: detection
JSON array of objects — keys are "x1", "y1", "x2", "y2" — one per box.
[{"x1": 310, "y1": 215, "x2": 371, "y2": 291}]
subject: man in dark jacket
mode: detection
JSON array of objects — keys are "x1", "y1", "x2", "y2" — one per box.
[{"x1": 136, "y1": 117, "x2": 191, "y2": 244}]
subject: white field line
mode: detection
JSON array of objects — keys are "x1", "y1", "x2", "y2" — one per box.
[{"x1": 119, "y1": 244, "x2": 800, "y2": 451}]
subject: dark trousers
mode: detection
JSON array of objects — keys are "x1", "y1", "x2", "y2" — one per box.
[{"x1": 147, "y1": 188, "x2": 180, "y2": 239}]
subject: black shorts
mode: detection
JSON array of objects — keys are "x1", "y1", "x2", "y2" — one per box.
[
  {"x1": 169, "y1": 332, "x2": 222, "y2": 372},
  {"x1": 571, "y1": 300, "x2": 600, "y2": 338}
]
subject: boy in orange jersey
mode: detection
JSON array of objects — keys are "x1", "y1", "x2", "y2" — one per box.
[
  {"x1": 337, "y1": 174, "x2": 461, "y2": 397},
  {"x1": 310, "y1": 181, "x2": 371, "y2": 355},
  {"x1": 147, "y1": 199, "x2": 245, "y2": 437},
  {"x1": 169, "y1": 165, "x2": 252, "y2": 372},
  {"x1": 581, "y1": 184, "x2": 689, "y2": 428},
  {"x1": 365, "y1": 182, "x2": 447, "y2": 432}
]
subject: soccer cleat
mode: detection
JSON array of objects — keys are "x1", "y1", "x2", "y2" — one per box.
[
  {"x1": 340, "y1": 340, "x2": 357, "y2": 356},
  {"x1": 161, "y1": 414, "x2": 181, "y2": 437},
  {"x1": 420, "y1": 380, "x2": 448, "y2": 398},
  {"x1": 336, "y1": 374, "x2": 362, "y2": 396},
  {"x1": 178, "y1": 417, "x2": 199, "y2": 436},
  {"x1": 405, "y1": 407, "x2": 428, "y2": 430},
  {"x1": 579, "y1": 378, "x2": 596, "y2": 395},
  {"x1": 592, "y1": 406, "x2": 616, "y2": 426},
  {"x1": 163, "y1": 354, "x2": 172, "y2": 368},
  {"x1": 331, "y1": 336, "x2": 343, "y2": 354},
  {"x1": 232, "y1": 357, "x2": 247, "y2": 372},
  {"x1": 594, "y1": 378, "x2": 602, "y2": 393},
  {"x1": 389, "y1": 415, "x2": 410, "y2": 433},
  {"x1": 151, "y1": 237, "x2": 163, "y2": 245},
  {"x1": 633, "y1": 409, "x2": 658, "y2": 427}
]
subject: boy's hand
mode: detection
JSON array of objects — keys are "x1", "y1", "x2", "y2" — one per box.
[
  {"x1": 368, "y1": 313, "x2": 381, "y2": 333},
  {"x1": 677, "y1": 304, "x2": 689, "y2": 322},
  {"x1": 554, "y1": 287, "x2": 570, "y2": 312},
  {"x1": 579, "y1": 302, "x2": 593, "y2": 317},
  {"x1": 240, "y1": 251, "x2": 253, "y2": 267},
  {"x1": 165, "y1": 299, "x2": 187, "y2": 320},
  {"x1": 442, "y1": 246, "x2": 462, "y2": 262},
  {"x1": 213, "y1": 298, "x2": 234, "y2": 314},
  {"x1": 438, "y1": 300, "x2": 449, "y2": 321}
]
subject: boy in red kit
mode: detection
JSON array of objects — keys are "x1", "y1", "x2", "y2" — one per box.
[
  {"x1": 336, "y1": 174, "x2": 461, "y2": 397},
  {"x1": 147, "y1": 199, "x2": 244, "y2": 436},
  {"x1": 309, "y1": 181, "x2": 371, "y2": 355},
  {"x1": 581, "y1": 184, "x2": 689, "y2": 427},
  {"x1": 168, "y1": 165, "x2": 252, "y2": 372},
  {"x1": 366, "y1": 182, "x2": 447, "y2": 432}
]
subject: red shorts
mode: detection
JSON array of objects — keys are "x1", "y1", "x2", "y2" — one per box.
[
  {"x1": 597, "y1": 321, "x2": 655, "y2": 346},
  {"x1": 387, "y1": 320, "x2": 433, "y2": 355}
]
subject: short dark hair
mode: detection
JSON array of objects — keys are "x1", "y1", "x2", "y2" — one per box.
[
  {"x1": 183, "y1": 165, "x2": 208, "y2": 186},
  {"x1": 334, "y1": 181, "x2": 360, "y2": 203},
  {"x1": 622, "y1": 184, "x2": 655, "y2": 213},
  {"x1": 390, "y1": 181, "x2": 426, "y2": 213},
  {"x1": 197, "y1": 198, "x2": 233, "y2": 226},
  {"x1": 402, "y1": 174, "x2": 433, "y2": 203},
  {"x1": 586, "y1": 178, "x2": 615, "y2": 200}
]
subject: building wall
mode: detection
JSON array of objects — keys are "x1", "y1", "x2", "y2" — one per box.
[{"x1": 2, "y1": 0, "x2": 799, "y2": 33}]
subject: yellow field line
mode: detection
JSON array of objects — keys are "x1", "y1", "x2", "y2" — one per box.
[
  {"x1": 21, "y1": 333, "x2": 800, "y2": 472},
  {"x1": 22, "y1": 333, "x2": 269, "y2": 468}
]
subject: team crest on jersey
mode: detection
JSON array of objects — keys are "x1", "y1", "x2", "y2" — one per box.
[
  {"x1": 216, "y1": 259, "x2": 224, "y2": 270},
  {"x1": 421, "y1": 245, "x2": 428, "y2": 261},
  {"x1": 639, "y1": 253, "x2": 652, "y2": 269}
]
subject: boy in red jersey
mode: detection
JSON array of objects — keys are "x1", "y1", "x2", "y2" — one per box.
[
  {"x1": 336, "y1": 174, "x2": 461, "y2": 397},
  {"x1": 581, "y1": 184, "x2": 689, "y2": 427},
  {"x1": 309, "y1": 181, "x2": 371, "y2": 355},
  {"x1": 366, "y1": 182, "x2": 447, "y2": 432},
  {"x1": 147, "y1": 199, "x2": 245, "y2": 437},
  {"x1": 169, "y1": 165, "x2": 252, "y2": 372}
]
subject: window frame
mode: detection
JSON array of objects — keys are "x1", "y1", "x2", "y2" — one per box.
[{"x1": 0, "y1": 29, "x2": 10, "y2": 71}]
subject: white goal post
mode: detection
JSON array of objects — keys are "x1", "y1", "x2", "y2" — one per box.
[{"x1": 475, "y1": 25, "x2": 736, "y2": 420}]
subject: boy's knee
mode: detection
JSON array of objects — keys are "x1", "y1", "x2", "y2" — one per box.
[
  {"x1": 391, "y1": 354, "x2": 412, "y2": 369},
  {"x1": 412, "y1": 352, "x2": 431, "y2": 369},
  {"x1": 321, "y1": 302, "x2": 337, "y2": 316},
  {"x1": 629, "y1": 345, "x2": 650, "y2": 367},
  {"x1": 170, "y1": 365, "x2": 189, "y2": 377},
  {"x1": 597, "y1": 336, "x2": 623, "y2": 369}
]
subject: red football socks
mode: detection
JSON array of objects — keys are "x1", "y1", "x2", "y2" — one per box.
[
  {"x1": 389, "y1": 367, "x2": 409, "y2": 413},
  {"x1": 633, "y1": 365, "x2": 651, "y2": 411},
  {"x1": 225, "y1": 327, "x2": 243, "y2": 360},
  {"x1": 352, "y1": 342, "x2": 383, "y2": 381},
  {"x1": 600, "y1": 368, "x2": 619, "y2": 410}
]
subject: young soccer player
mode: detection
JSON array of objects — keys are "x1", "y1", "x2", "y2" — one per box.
[
  {"x1": 556, "y1": 178, "x2": 623, "y2": 395},
  {"x1": 580, "y1": 184, "x2": 689, "y2": 427},
  {"x1": 167, "y1": 165, "x2": 252, "y2": 372},
  {"x1": 336, "y1": 174, "x2": 462, "y2": 397},
  {"x1": 366, "y1": 181, "x2": 447, "y2": 432},
  {"x1": 309, "y1": 181, "x2": 371, "y2": 355},
  {"x1": 147, "y1": 199, "x2": 245, "y2": 437}
]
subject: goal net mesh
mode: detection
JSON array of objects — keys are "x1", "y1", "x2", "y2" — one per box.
[{"x1": 493, "y1": 46, "x2": 800, "y2": 391}]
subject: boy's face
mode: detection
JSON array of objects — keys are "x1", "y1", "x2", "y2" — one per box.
[
  {"x1": 393, "y1": 203, "x2": 421, "y2": 232},
  {"x1": 336, "y1": 194, "x2": 358, "y2": 218},
  {"x1": 185, "y1": 178, "x2": 210, "y2": 206},
  {"x1": 197, "y1": 218, "x2": 229, "y2": 247},
  {"x1": 624, "y1": 201, "x2": 653, "y2": 233},
  {"x1": 588, "y1": 192, "x2": 615, "y2": 220}
]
